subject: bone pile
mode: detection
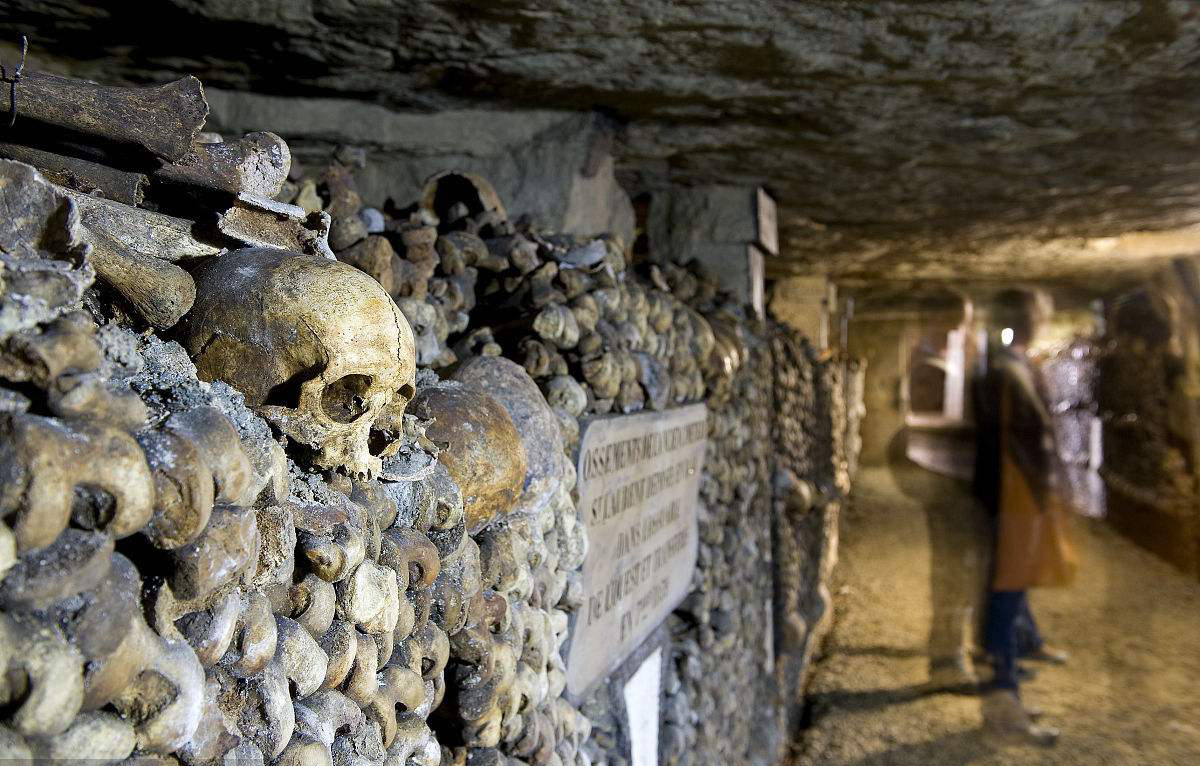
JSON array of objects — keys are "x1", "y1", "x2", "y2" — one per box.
[
  {"x1": 0, "y1": 68, "x2": 590, "y2": 766},
  {"x1": 1039, "y1": 341, "x2": 1100, "y2": 516},
  {"x1": 0, "y1": 65, "x2": 863, "y2": 766},
  {"x1": 656, "y1": 315, "x2": 782, "y2": 766},
  {"x1": 767, "y1": 330, "x2": 851, "y2": 738},
  {"x1": 273, "y1": 162, "x2": 610, "y2": 766}
]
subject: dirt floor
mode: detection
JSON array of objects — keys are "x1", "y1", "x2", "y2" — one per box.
[{"x1": 791, "y1": 466, "x2": 1200, "y2": 766}]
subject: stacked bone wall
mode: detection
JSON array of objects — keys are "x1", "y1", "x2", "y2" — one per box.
[
  {"x1": 659, "y1": 319, "x2": 782, "y2": 766},
  {"x1": 770, "y1": 329, "x2": 858, "y2": 737},
  {"x1": 0, "y1": 66, "x2": 858, "y2": 766}
]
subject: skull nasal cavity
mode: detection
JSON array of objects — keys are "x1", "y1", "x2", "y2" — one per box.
[{"x1": 322, "y1": 374, "x2": 374, "y2": 423}]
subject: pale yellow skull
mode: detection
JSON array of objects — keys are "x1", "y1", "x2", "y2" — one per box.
[{"x1": 181, "y1": 247, "x2": 415, "y2": 478}]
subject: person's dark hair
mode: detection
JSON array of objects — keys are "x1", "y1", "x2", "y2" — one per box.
[{"x1": 992, "y1": 288, "x2": 1042, "y2": 346}]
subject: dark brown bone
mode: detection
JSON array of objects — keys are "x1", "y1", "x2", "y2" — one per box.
[
  {"x1": 0, "y1": 142, "x2": 147, "y2": 204},
  {"x1": 13, "y1": 71, "x2": 208, "y2": 161}
]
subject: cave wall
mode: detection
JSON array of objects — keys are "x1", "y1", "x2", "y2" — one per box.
[{"x1": 204, "y1": 88, "x2": 636, "y2": 248}]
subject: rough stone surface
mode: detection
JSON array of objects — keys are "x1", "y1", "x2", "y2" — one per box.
[
  {"x1": 204, "y1": 89, "x2": 635, "y2": 248},
  {"x1": 4, "y1": 1, "x2": 1200, "y2": 281}
]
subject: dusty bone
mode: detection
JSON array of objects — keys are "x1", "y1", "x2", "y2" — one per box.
[
  {"x1": 216, "y1": 204, "x2": 335, "y2": 260},
  {"x1": 0, "y1": 612, "x2": 84, "y2": 737},
  {"x1": 170, "y1": 590, "x2": 241, "y2": 668},
  {"x1": 155, "y1": 131, "x2": 291, "y2": 197},
  {"x1": 235, "y1": 659, "x2": 295, "y2": 760},
  {"x1": 0, "y1": 311, "x2": 100, "y2": 386},
  {"x1": 0, "y1": 141, "x2": 147, "y2": 204},
  {"x1": 386, "y1": 716, "x2": 441, "y2": 766},
  {"x1": 532, "y1": 304, "x2": 580, "y2": 350},
  {"x1": 367, "y1": 662, "x2": 426, "y2": 748},
  {"x1": 165, "y1": 590, "x2": 274, "y2": 681},
  {"x1": 318, "y1": 619, "x2": 357, "y2": 691},
  {"x1": 379, "y1": 527, "x2": 440, "y2": 594},
  {"x1": 46, "y1": 372, "x2": 148, "y2": 431},
  {"x1": 278, "y1": 574, "x2": 335, "y2": 642},
  {"x1": 182, "y1": 248, "x2": 415, "y2": 478},
  {"x1": 274, "y1": 615, "x2": 330, "y2": 700},
  {"x1": 329, "y1": 212, "x2": 367, "y2": 252},
  {"x1": 43, "y1": 711, "x2": 136, "y2": 763},
  {"x1": 0, "y1": 413, "x2": 154, "y2": 552},
  {"x1": 0, "y1": 256, "x2": 93, "y2": 344},
  {"x1": 335, "y1": 559, "x2": 402, "y2": 636},
  {"x1": 429, "y1": 535, "x2": 483, "y2": 637},
  {"x1": 165, "y1": 406, "x2": 254, "y2": 504},
  {"x1": 337, "y1": 235, "x2": 395, "y2": 295},
  {"x1": 408, "y1": 385, "x2": 527, "y2": 534},
  {"x1": 237, "y1": 190, "x2": 306, "y2": 219},
  {"x1": 454, "y1": 359, "x2": 565, "y2": 502},
  {"x1": 0, "y1": 528, "x2": 112, "y2": 610},
  {"x1": 395, "y1": 298, "x2": 442, "y2": 367},
  {"x1": 0, "y1": 160, "x2": 85, "y2": 261},
  {"x1": 86, "y1": 228, "x2": 196, "y2": 329},
  {"x1": 137, "y1": 432, "x2": 217, "y2": 552},
  {"x1": 437, "y1": 230, "x2": 504, "y2": 272},
  {"x1": 286, "y1": 689, "x2": 364, "y2": 763},
  {"x1": 16, "y1": 71, "x2": 208, "y2": 161},
  {"x1": 294, "y1": 504, "x2": 368, "y2": 583},
  {"x1": 252, "y1": 504, "x2": 297, "y2": 589},
  {"x1": 394, "y1": 621, "x2": 451, "y2": 684},
  {"x1": 56, "y1": 185, "x2": 222, "y2": 262},
  {"x1": 168, "y1": 505, "x2": 259, "y2": 601},
  {"x1": 51, "y1": 552, "x2": 207, "y2": 752},
  {"x1": 175, "y1": 672, "x2": 242, "y2": 766},
  {"x1": 342, "y1": 629, "x2": 381, "y2": 706}
]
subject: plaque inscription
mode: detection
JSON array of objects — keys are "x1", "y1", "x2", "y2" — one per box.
[{"x1": 565, "y1": 403, "x2": 707, "y2": 698}]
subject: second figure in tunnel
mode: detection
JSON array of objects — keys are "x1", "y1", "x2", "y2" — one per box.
[{"x1": 973, "y1": 287, "x2": 1078, "y2": 747}]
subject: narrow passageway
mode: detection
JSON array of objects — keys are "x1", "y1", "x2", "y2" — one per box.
[{"x1": 793, "y1": 467, "x2": 1200, "y2": 766}]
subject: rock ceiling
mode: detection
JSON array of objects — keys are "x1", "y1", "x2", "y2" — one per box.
[{"x1": 3, "y1": 0, "x2": 1200, "y2": 285}]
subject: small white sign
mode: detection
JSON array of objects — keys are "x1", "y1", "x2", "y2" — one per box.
[{"x1": 624, "y1": 648, "x2": 662, "y2": 766}]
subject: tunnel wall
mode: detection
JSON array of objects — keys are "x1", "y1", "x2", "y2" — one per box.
[
  {"x1": 1098, "y1": 260, "x2": 1200, "y2": 579},
  {"x1": 0, "y1": 75, "x2": 859, "y2": 766},
  {"x1": 848, "y1": 317, "x2": 908, "y2": 466}
]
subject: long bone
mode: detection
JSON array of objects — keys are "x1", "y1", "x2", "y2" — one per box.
[{"x1": 13, "y1": 71, "x2": 207, "y2": 161}]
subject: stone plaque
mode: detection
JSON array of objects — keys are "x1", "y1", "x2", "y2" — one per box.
[{"x1": 565, "y1": 403, "x2": 707, "y2": 698}]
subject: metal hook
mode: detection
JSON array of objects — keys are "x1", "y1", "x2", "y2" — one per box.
[{"x1": 0, "y1": 35, "x2": 28, "y2": 128}]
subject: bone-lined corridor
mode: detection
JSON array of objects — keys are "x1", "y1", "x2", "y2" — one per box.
[{"x1": 1, "y1": 3, "x2": 1199, "y2": 765}]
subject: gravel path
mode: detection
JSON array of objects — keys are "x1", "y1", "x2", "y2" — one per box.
[{"x1": 791, "y1": 466, "x2": 1200, "y2": 766}]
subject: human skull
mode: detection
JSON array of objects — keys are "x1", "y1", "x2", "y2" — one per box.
[{"x1": 181, "y1": 248, "x2": 415, "y2": 478}]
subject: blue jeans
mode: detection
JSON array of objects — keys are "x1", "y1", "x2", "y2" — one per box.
[{"x1": 985, "y1": 590, "x2": 1044, "y2": 691}]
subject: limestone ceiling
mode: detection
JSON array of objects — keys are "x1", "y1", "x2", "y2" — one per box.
[{"x1": 2, "y1": 0, "x2": 1199, "y2": 283}]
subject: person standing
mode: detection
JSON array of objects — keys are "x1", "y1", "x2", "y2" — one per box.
[{"x1": 973, "y1": 288, "x2": 1078, "y2": 746}]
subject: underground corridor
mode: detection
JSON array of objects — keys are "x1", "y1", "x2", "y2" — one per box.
[{"x1": 0, "y1": 3, "x2": 1199, "y2": 766}]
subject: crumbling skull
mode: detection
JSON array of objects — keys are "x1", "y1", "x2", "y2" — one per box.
[{"x1": 181, "y1": 247, "x2": 415, "y2": 478}]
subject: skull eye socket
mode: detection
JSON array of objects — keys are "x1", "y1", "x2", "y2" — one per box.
[{"x1": 322, "y1": 374, "x2": 374, "y2": 423}]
